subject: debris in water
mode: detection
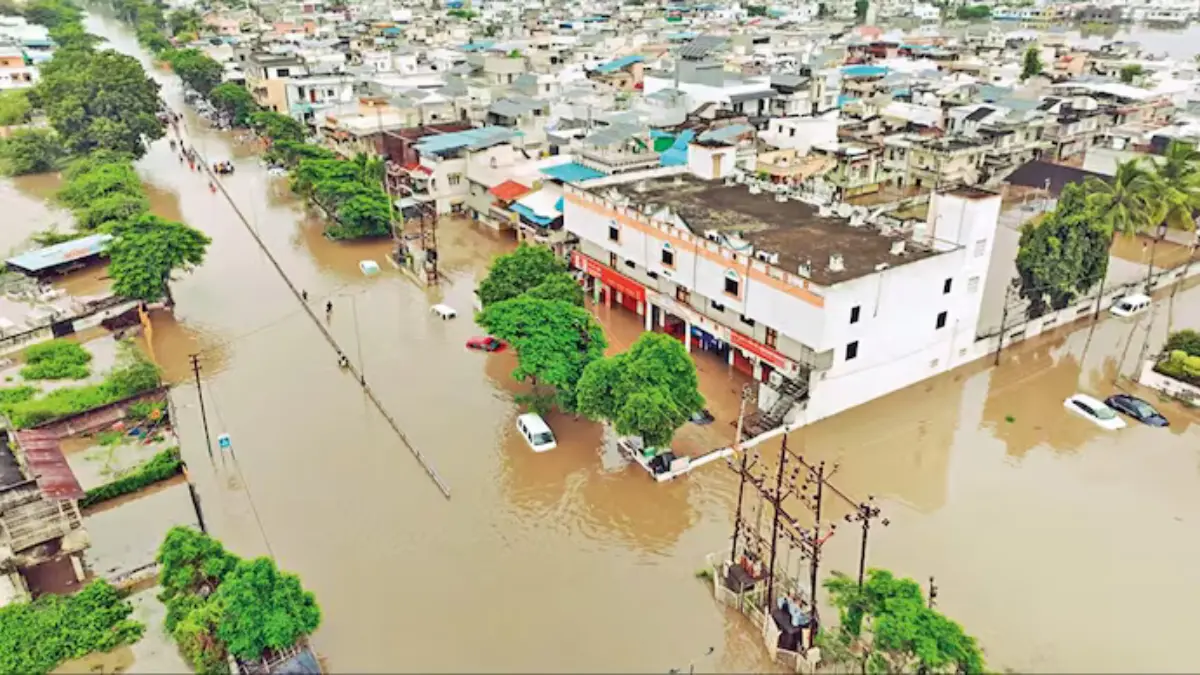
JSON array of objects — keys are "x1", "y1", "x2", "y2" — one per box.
[{"x1": 1005, "y1": 415, "x2": 1015, "y2": 423}]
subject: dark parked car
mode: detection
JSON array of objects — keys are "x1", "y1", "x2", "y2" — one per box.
[{"x1": 1104, "y1": 394, "x2": 1169, "y2": 427}]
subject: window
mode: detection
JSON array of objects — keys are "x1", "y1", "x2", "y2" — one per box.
[
  {"x1": 608, "y1": 224, "x2": 620, "y2": 242},
  {"x1": 724, "y1": 271, "x2": 740, "y2": 297},
  {"x1": 936, "y1": 311, "x2": 948, "y2": 330},
  {"x1": 968, "y1": 276, "x2": 980, "y2": 293},
  {"x1": 448, "y1": 173, "x2": 462, "y2": 186},
  {"x1": 661, "y1": 244, "x2": 675, "y2": 267},
  {"x1": 740, "y1": 314, "x2": 755, "y2": 327},
  {"x1": 675, "y1": 285, "x2": 690, "y2": 304},
  {"x1": 647, "y1": 270, "x2": 659, "y2": 279},
  {"x1": 624, "y1": 260, "x2": 636, "y2": 270},
  {"x1": 711, "y1": 300, "x2": 725, "y2": 312},
  {"x1": 765, "y1": 327, "x2": 778, "y2": 349},
  {"x1": 974, "y1": 239, "x2": 987, "y2": 257},
  {"x1": 846, "y1": 340, "x2": 859, "y2": 361},
  {"x1": 850, "y1": 305, "x2": 861, "y2": 324},
  {"x1": 609, "y1": 252, "x2": 618, "y2": 268},
  {"x1": 943, "y1": 278, "x2": 952, "y2": 294}
]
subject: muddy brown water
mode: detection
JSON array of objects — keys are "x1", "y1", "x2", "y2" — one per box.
[{"x1": 2, "y1": 14, "x2": 1198, "y2": 672}]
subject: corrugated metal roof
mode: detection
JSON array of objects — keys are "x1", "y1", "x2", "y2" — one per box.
[
  {"x1": 6, "y1": 233, "x2": 113, "y2": 274},
  {"x1": 595, "y1": 55, "x2": 644, "y2": 74},
  {"x1": 15, "y1": 430, "x2": 84, "y2": 501},
  {"x1": 728, "y1": 89, "x2": 777, "y2": 104},
  {"x1": 584, "y1": 122, "x2": 643, "y2": 148},
  {"x1": 698, "y1": 123, "x2": 754, "y2": 144},
  {"x1": 678, "y1": 35, "x2": 725, "y2": 59},
  {"x1": 540, "y1": 163, "x2": 605, "y2": 183},
  {"x1": 415, "y1": 126, "x2": 515, "y2": 154},
  {"x1": 488, "y1": 96, "x2": 544, "y2": 118}
]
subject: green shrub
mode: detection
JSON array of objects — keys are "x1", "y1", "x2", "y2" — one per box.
[
  {"x1": 80, "y1": 447, "x2": 182, "y2": 508},
  {"x1": 19, "y1": 339, "x2": 93, "y2": 380},
  {"x1": 0, "y1": 386, "x2": 36, "y2": 408},
  {"x1": 1157, "y1": 349, "x2": 1200, "y2": 386},
  {"x1": 1164, "y1": 329, "x2": 1200, "y2": 358},
  {"x1": 0, "y1": 579, "x2": 144, "y2": 674}
]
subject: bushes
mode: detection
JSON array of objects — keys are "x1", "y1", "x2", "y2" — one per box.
[
  {"x1": 80, "y1": 446, "x2": 182, "y2": 508},
  {"x1": 0, "y1": 579, "x2": 144, "y2": 674},
  {"x1": 1, "y1": 342, "x2": 161, "y2": 428},
  {"x1": 0, "y1": 386, "x2": 36, "y2": 407},
  {"x1": 20, "y1": 339, "x2": 92, "y2": 380},
  {"x1": 1164, "y1": 329, "x2": 1200, "y2": 358},
  {"x1": 1157, "y1": 350, "x2": 1200, "y2": 386}
]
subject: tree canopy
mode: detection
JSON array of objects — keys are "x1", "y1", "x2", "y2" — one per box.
[
  {"x1": 209, "y1": 82, "x2": 258, "y2": 126},
  {"x1": 477, "y1": 243, "x2": 582, "y2": 307},
  {"x1": 0, "y1": 128, "x2": 64, "y2": 175},
  {"x1": 249, "y1": 110, "x2": 306, "y2": 143},
  {"x1": 31, "y1": 47, "x2": 164, "y2": 158},
  {"x1": 820, "y1": 568, "x2": 986, "y2": 674},
  {"x1": 1151, "y1": 141, "x2": 1200, "y2": 232},
  {"x1": 106, "y1": 213, "x2": 211, "y2": 304},
  {"x1": 57, "y1": 157, "x2": 147, "y2": 231},
  {"x1": 0, "y1": 89, "x2": 31, "y2": 126},
  {"x1": 214, "y1": 558, "x2": 322, "y2": 661},
  {"x1": 477, "y1": 295, "x2": 607, "y2": 412},
  {"x1": 1014, "y1": 183, "x2": 1111, "y2": 317},
  {"x1": 1020, "y1": 46, "x2": 1043, "y2": 80},
  {"x1": 164, "y1": 48, "x2": 224, "y2": 97},
  {"x1": 576, "y1": 332, "x2": 704, "y2": 447}
]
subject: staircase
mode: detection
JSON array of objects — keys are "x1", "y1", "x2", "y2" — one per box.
[{"x1": 740, "y1": 377, "x2": 809, "y2": 441}]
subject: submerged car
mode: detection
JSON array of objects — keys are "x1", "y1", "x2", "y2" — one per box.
[
  {"x1": 1063, "y1": 393, "x2": 1127, "y2": 430},
  {"x1": 1104, "y1": 394, "x2": 1169, "y2": 427},
  {"x1": 466, "y1": 336, "x2": 507, "y2": 352},
  {"x1": 690, "y1": 409, "x2": 715, "y2": 425}
]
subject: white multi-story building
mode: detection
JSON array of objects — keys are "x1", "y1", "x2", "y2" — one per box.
[{"x1": 563, "y1": 173, "x2": 1002, "y2": 427}]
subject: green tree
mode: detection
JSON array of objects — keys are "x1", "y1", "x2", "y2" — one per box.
[
  {"x1": 31, "y1": 48, "x2": 164, "y2": 158},
  {"x1": 1119, "y1": 63, "x2": 1145, "y2": 84},
  {"x1": 1151, "y1": 141, "x2": 1200, "y2": 233},
  {"x1": 1020, "y1": 45, "x2": 1043, "y2": 80},
  {"x1": 165, "y1": 48, "x2": 224, "y2": 96},
  {"x1": 0, "y1": 89, "x2": 31, "y2": 126},
  {"x1": 264, "y1": 138, "x2": 335, "y2": 168},
  {"x1": 332, "y1": 193, "x2": 391, "y2": 239},
  {"x1": 1164, "y1": 329, "x2": 1200, "y2": 357},
  {"x1": 822, "y1": 568, "x2": 985, "y2": 674},
  {"x1": 167, "y1": 7, "x2": 203, "y2": 35},
  {"x1": 107, "y1": 213, "x2": 211, "y2": 305},
  {"x1": 0, "y1": 128, "x2": 63, "y2": 175},
  {"x1": 23, "y1": 0, "x2": 81, "y2": 29},
  {"x1": 1015, "y1": 183, "x2": 1111, "y2": 316},
  {"x1": 249, "y1": 110, "x2": 305, "y2": 143},
  {"x1": 76, "y1": 191, "x2": 150, "y2": 230},
  {"x1": 817, "y1": 3, "x2": 828, "y2": 18},
  {"x1": 576, "y1": 332, "x2": 704, "y2": 447},
  {"x1": 955, "y1": 3, "x2": 990, "y2": 19},
  {"x1": 47, "y1": 22, "x2": 102, "y2": 49},
  {"x1": 157, "y1": 526, "x2": 239, "y2": 622},
  {"x1": 477, "y1": 295, "x2": 607, "y2": 412},
  {"x1": 854, "y1": 0, "x2": 869, "y2": 22},
  {"x1": 524, "y1": 272, "x2": 584, "y2": 306},
  {"x1": 209, "y1": 82, "x2": 258, "y2": 126},
  {"x1": 478, "y1": 243, "x2": 572, "y2": 306},
  {"x1": 213, "y1": 557, "x2": 322, "y2": 661},
  {"x1": 58, "y1": 159, "x2": 143, "y2": 210}
]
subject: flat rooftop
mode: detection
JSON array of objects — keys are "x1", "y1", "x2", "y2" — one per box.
[{"x1": 609, "y1": 176, "x2": 941, "y2": 285}]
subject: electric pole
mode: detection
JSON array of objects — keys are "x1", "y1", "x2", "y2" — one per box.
[
  {"x1": 928, "y1": 576, "x2": 938, "y2": 609},
  {"x1": 189, "y1": 354, "x2": 215, "y2": 462},
  {"x1": 845, "y1": 496, "x2": 888, "y2": 587}
]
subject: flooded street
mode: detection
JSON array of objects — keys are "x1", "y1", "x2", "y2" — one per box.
[{"x1": 2, "y1": 13, "x2": 1198, "y2": 672}]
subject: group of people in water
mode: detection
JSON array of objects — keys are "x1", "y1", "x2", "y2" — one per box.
[{"x1": 164, "y1": 107, "x2": 227, "y2": 193}]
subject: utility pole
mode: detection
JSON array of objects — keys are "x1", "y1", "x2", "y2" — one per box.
[
  {"x1": 728, "y1": 384, "x2": 754, "y2": 565},
  {"x1": 928, "y1": 576, "x2": 938, "y2": 609},
  {"x1": 189, "y1": 354, "x2": 215, "y2": 462},
  {"x1": 994, "y1": 284, "x2": 1011, "y2": 366},
  {"x1": 845, "y1": 496, "x2": 888, "y2": 587},
  {"x1": 765, "y1": 434, "x2": 790, "y2": 607}
]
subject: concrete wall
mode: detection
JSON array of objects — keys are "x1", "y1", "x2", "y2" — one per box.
[{"x1": 1138, "y1": 360, "x2": 1200, "y2": 404}]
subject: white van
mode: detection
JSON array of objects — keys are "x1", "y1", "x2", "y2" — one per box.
[
  {"x1": 1110, "y1": 293, "x2": 1151, "y2": 318},
  {"x1": 516, "y1": 413, "x2": 557, "y2": 453}
]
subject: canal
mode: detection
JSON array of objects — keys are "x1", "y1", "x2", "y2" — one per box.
[{"x1": 3, "y1": 14, "x2": 1199, "y2": 672}]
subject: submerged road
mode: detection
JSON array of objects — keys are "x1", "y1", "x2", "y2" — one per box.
[{"x1": 1, "y1": 14, "x2": 1198, "y2": 671}]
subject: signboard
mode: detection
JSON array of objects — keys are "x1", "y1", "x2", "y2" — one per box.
[
  {"x1": 218, "y1": 434, "x2": 232, "y2": 451},
  {"x1": 570, "y1": 251, "x2": 647, "y2": 304},
  {"x1": 730, "y1": 330, "x2": 789, "y2": 370}
]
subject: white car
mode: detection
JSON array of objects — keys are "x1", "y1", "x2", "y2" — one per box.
[
  {"x1": 516, "y1": 413, "x2": 557, "y2": 452},
  {"x1": 1063, "y1": 394, "x2": 1127, "y2": 430},
  {"x1": 1110, "y1": 293, "x2": 1151, "y2": 318}
]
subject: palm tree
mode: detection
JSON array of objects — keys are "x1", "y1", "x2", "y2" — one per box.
[
  {"x1": 1152, "y1": 141, "x2": 1200, "y2": 232},
  {"x1": 1083, "y1": 158, "x2": 1158, "y2": 317}
]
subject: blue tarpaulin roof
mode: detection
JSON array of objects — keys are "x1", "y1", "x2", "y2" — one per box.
[
  {"x1": 595, "y1": 55, "x2": 644, "y2": 74},
  {"x1": 699, "y1": 123, "x2": 753, "y2": 144},
  {"x1": 459, "y1": 40, "x2": 494, "y2": 52},
  {"x1": 6, "y1": 233, "x2": 113, "y2": 273},
  {"x1": 511, "y1": 203, "x2": 554, "y2": 226},
  {"x1": 837, "y1": 94, "x2": 859, "y2": 107},
  {"x1": 660, "y1": 129, "x2": 695, "y2": 167},
  {"x1": 416, "y1": 126, "x2": 514, "y2": 154},
  {"x1": 842, "y1": 65, "x2": 888, "y2": 77},
  {"x1": 555, "y1": 196, "x2": 564, "y2": 211},
  {"x1": 540, "y1": 163, "x2": 605, "y2": 183}
]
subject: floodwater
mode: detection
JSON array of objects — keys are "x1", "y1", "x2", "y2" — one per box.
[{"x1": 2, "y1": 13, "x2": 1197, "y2": 672}]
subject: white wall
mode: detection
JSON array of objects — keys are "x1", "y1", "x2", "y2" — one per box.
[
  {"x1": 687, "y1": 144, "x2": 735, "y2": 180},
  {"x1": 760, "y1": 117, "x2": 838, "y2": 153}
]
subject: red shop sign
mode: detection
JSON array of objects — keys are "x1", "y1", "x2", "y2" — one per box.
[
  {"x1": 730, "y1": 331, "x2": 788, "y2": 370},
  {"x1": 571, "y1": 251, "x2": 647, "y2": 304}
]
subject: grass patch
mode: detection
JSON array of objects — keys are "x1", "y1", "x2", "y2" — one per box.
[
  {"x1": 0, "y1": 386, "x2": 36, "y2": 407},
  {"x1": 0, "y1": 341, "x2": 160, "y2": 429},
  {"x1": 80, "y1": 446, "x2": 183, "y2": 509},
  {"x1": 20, "y1": 339, "x2": 93, "y2": 380},
  {"x1": 0, "y1": 579, "x2": 144, "y2": 674}
]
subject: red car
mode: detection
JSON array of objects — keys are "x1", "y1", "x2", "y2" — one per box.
[{"x1": 466, "y1": 336, "x2": 507, "y2": 352}]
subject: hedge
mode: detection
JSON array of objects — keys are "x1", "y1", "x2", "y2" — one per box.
[{"x1": 80, "y1": 447, "x2": 183, "y2": 509}]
